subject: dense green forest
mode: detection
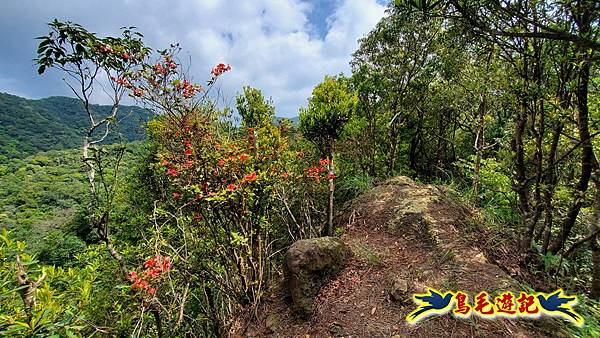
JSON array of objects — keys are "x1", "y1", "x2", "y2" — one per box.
[
  {"x1": 0, "y1": 92, "x2": 150, "y2": 161},
  {"x1": 1, "y1": 1, "x2": 599, "y2": 337}
]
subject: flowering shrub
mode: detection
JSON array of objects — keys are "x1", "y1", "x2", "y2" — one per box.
[
  {"x1": 129, "y1": 255, "x2": 171, "y2": 296},
  {"x1": 32, "y1": 20, "x2": 335, "y2": 337}
]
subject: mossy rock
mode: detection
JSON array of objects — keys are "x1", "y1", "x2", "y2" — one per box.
[{"x1": 284, "y1": 236, "x2": 351, "y2": 317}]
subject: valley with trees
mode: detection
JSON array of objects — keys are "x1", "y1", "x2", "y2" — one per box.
[{"x1": 0, "y1": 0, "x2": 599, "y2": 337}]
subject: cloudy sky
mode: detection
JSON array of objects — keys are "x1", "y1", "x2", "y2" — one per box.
[{"x1": 0, "y1": 0, "x2": 388, "y2": 117}]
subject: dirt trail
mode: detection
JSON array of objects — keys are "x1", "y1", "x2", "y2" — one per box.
[{"x1": 244, "y1": 177, "x2": 563, "y2": 337}]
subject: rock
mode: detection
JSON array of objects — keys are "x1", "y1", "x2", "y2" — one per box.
[
  {"x1": 389, "y1": 276, "x2": 410, "y2": 303},
  {"x1": 265, "y1": 313, "x2": 280, "y2": 334},
  {"x1": 285, "y1": 236, "x2": 351, "y2": 316}
]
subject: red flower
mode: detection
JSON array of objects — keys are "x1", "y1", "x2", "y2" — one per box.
[
  {"x1": 167, "y1": 168, "x2": 178, "y2": 177},
  {"x1": 239, "y1": 153, "x2": 250, "y2": 162},
  {"x1": 146, "y1": 268, "x2": 160, "y2": 278},
  {"x1": 144, "y1": 258, "x2": 156, "y2": 268},
  {"x1": 227, "y1": 183, "x2": 237, "y2": 192},
  {"x1": 327, "y1": 173, "x2": 336, "y2": 180},
  {"x1": 281, "y1": 172, "x2": 289, "y2": 178},
  {"x1": 99, "y1": 45, "x2": 113, "y2": 54},
  {"x1": 217, "y1": 159, "x2": 226, "y2": 167},
  {"x1": 122, "y1": 52, "x2": 130, "y2": 60},
  {"x1": 129, "y1": 271, "x2": 138, "y2": 281},
  {"x1": 184, "y1": 149, "x2": 193, "y2": 157},
  {"x1": 154, "y1": 63, "x2": 165, "y2": 74},
  {"x1": 148, "y1": 287, "x2": 156, "y2": 295},
  {"x1": 161, "y1": 159, "x2": 170, "y2": 166},
  {"x1": 162, "y1": 257, "x2": 171, "y2": 270},
  {"x1": 319, "y1": 158, "x2": 330, "y2": 165},
  {"x1": 133, "y1": 88, "x2": 144, "y2": 97},
  {"x1": 172, "y1": 192, "x2": 181, "y2": 200},
  {"x1": 211, "y1": 63, "x2": 232, "y2": 76},
  {"x1": 132, "y1": 278, "x2": 149, "y2": 290},
  {"x1": 243, "y1": 172, "x2": 257, "y2": 183}
]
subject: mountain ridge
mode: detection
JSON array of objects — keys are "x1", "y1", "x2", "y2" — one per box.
[
  {"x1": 0, "y1": 92, "x2": 299, "y2": 161},
  {"x1": 0, "y1": 92, "x2": 151, "y2": 160}
]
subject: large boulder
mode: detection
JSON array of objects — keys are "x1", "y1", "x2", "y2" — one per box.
[{"x1": 284, "y1": 236, "x2": 351, "y2": 316}]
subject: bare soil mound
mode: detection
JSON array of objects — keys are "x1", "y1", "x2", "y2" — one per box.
[{"x1": 242, "y1": 176, "x2": 564, "y2": 337}]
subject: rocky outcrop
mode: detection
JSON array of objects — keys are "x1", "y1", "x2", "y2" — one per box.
[{"x1": 284, "y1": 236, "x2": 351, "y2": 316}]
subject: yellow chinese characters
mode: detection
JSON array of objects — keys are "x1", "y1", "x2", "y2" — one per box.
[{"x1": 406, "y1": 288, "x2": 583, "y2": 327}]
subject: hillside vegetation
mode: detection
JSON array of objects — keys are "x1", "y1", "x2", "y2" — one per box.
[{"x1": 0, "y1": 92, "x2": 149, "y2": 160}]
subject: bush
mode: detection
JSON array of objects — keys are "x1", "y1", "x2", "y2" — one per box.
[{"x1": 38, "y1": 231, "x2": 86, "y2": 267}]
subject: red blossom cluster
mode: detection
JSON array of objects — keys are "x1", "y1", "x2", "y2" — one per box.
[
  {"x1": 110, "y1": 76, "x2": 133, "y2": 89},
  {"x1": 167, "y1": 167, "x2": 178, "y2": 177},
  {"x1": 306, "y1": 166, "x2": 325, "y2": 182},
  {"x1": 165, "y1": 56, "x2": 177, "y2": 69},
  {"x1": 154, "y1": 62, "x2": 167, "y2": 75},
  {"x1": 99, "y1": 45, "x2": 113, "y2": 54},
  {"x1": 242, "y1": 172, "x2": 257, "y2": 183},
  {"x1": 177, "y1": 79, "x2": 199, "y2": 98},
  {"x1": 304, "y1": 161, "x2": 337, "y2": 182},
  {"x1": 211, "y1": 63, "x2": 231, "y2": 77},
  {"x1": 161, "y1": 139, "x2": 196, "y2": 179},
  {"x1": 129, "y1": 255, "x2": 171, "y2": 295}
]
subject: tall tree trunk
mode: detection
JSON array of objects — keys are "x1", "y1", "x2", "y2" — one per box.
[
  {"x1": 549, "y1": 57, "x2": 592, "y2": 254},
  {"x1": 521, "y1": 40, "x2": 545, "y2": 252},
  {"x1": 539, "y1": 123, "x2": 563, "y2": 254},
  {"x1": 590, "y1": 165, "x2": 600, "y2": 299},
  {"x1": 473, "y1": 94, "x2": 486, "y2": 198},
  {"x1": 326, "y1": 151, "x2": 335, "y2": 237}
]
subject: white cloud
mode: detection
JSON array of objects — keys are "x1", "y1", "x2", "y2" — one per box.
[
  {"x1": 0, "y1": 0, "x2": 387, "y2": 116},
  {"x1": 173, "y1": 0, "x2": 386, "y2": 116}
]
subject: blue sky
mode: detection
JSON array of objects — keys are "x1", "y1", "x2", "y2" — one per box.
[{"x1": 0, "y1": 0, "x2": 388, "y2": 117}]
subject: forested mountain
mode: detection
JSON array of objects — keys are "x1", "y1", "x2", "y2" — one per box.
[{"x1": 0, "y1": 92, "x2": 150, "y2": 160}]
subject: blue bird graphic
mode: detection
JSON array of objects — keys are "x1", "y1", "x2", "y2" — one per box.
[
  {"x1": 536, "y1": 290, "x2": 582, "y2": 325},
  {"x1": 407, "y1": 288, "x2": 454, "y2": 323}
]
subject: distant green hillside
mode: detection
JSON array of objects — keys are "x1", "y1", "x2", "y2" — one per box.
[
  {"x1": 276, "y1": 116, "x2": 299, "y2": 125},
  {"x1": 0, "y1": 92, "x2": 151, "y2": 160},
  {"x1": 0, "y1": 142, "x2": 146, "y2": 252}
]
